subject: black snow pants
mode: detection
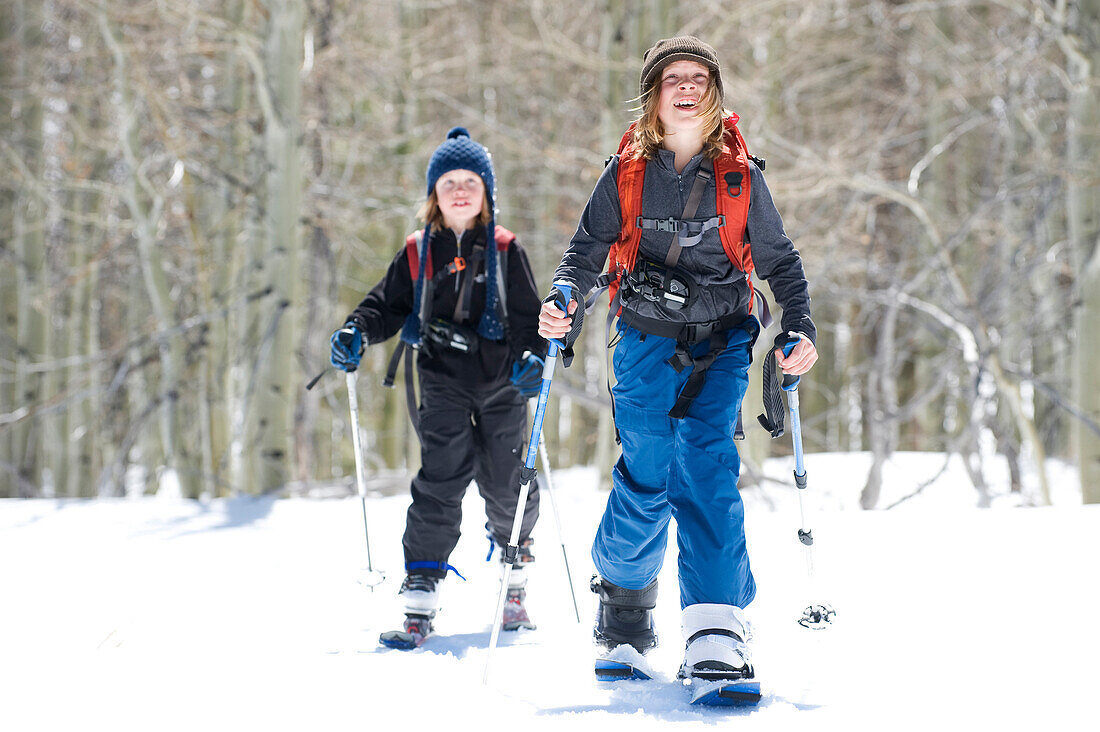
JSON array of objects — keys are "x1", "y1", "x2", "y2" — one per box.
[{"x1": 402, "y1": 373, "x2": 539, "y2": 578}]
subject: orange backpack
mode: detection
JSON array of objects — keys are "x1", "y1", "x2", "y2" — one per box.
[{"x1": 608, "y1": 114, "x2": 757, "y2": 310}]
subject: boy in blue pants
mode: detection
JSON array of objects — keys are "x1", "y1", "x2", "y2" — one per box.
[{"x1": 539, "y1": 37, "x2": 818, "y2": 685}]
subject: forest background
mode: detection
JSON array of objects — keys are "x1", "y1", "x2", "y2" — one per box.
[{"x1": 2, "y1": 0, "x2": 1098, "y2": 507}]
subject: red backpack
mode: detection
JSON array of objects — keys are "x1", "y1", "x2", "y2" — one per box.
[
  {"x1": 404, "y1": 224, "x2": 515, "y2": 281},
  {"x1": 608, "y1": 114, "x2": 757, "y2": 311}
]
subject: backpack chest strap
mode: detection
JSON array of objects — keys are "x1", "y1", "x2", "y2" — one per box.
[
  {"x1": 636, "y1": 166, "x2": 718, "y2": 269},
  {"x1": 635, "y1": 215, "x2": 726, "y2": 250}
]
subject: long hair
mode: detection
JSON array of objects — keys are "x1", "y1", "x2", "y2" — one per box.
[
  {"x1": 416, "y1": 190, "x2": 492, "y2": 230},
  {"x1": 630, "y1": 74, "x2": 727, "y2": 161}
]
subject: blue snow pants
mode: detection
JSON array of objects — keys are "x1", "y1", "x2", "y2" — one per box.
[{"x1": 592, "y1": 320, "x2": 758, "y2": 609}]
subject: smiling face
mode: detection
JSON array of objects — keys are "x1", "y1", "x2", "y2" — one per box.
[
  {"x1": 656, "y1": 60, "x2": 712, "y2": 135},
  {"x1": 434, "y1": 168, "x2": 486, "y2": 231}
]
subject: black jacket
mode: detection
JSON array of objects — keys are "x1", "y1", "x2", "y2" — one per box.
[{"x1": 346, "y1": 226, "x2": 546, "y2": 384}]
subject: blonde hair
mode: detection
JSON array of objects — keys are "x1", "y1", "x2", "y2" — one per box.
[
  {"x1": 630, "y1": 75, "x2": 727, "y2": 161},
  {"x1": 416, "y1": 190, "x2": 492, "y2": 230}
]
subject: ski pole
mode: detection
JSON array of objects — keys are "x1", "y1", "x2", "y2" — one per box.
[
  {"x1": 346, "y1": 370, "x2": 385, "y2": 590},
  {"x1": 779, "y1": 337, "x2": 834, "y2": 630},
  {"x1": 484, "y1": 284, "x2": 572, "y2": 684},
  {"x1": 537, "y1": 431, "x2": 580, "y2": 623}
]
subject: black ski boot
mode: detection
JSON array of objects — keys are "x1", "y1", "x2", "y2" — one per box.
[{"x1": 591, "y1": 575, "x2": 658, "y2": 654}]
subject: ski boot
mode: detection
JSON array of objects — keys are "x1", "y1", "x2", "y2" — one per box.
[
  {"x1": 379, "y1": 613, "x2": 433, "y2": 650},
  {"x1": 398, "y1": 572, "x2": 441, "y2": 616},
  {"x1": 379, "y1": 573, "x2": 441, "y2": 650},
  {"x1": 502, "y1": 586, "x2": 537, "y2": 631},
  {"x1": 677, "y1": 603, "x2": 761, "y2": 706},
  {"x1": 500, "y1": 538, "x2": 536, "y2": 631},
  {"x1": 591, "y1": 576, "x2": 658, "y2": 681}
]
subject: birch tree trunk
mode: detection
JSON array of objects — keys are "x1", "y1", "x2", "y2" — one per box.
[
  {"x1": 11, "y1": 0, "x2": 46, "y2": 497},
  {"x1": 297, "y1": 0, "x2": 337, "y2": 487},
  {"x1": 861, "y1": 295, "x2": 899, "y2": 509},
  {"x1": 99, "y1": 9, "x2": 199, "y2": 497},
  {"x1": 251, "y1": 0, "x2": 305, "y2": 493},
  {"x1": 1066, "y1": 0, "x2": 1100, "y2": 503},
  {"x1": 223, "y1": 0, "x2": 264, "y2": 496},
  {"x1": 42, "y1": 3, "x2": 69, "y2": 496},
  {"x1": 0, "y1": 0, "x2": 11, "y2": 496}
]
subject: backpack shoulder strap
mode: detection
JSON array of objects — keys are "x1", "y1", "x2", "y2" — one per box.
[
  {"x1": 493, "y1": 224, "x2": 515, "y2": 250},
  {"x1": 715, "y1": 116, "x2": 754, "y2": 277},
  {"x1": 491, "y1": 225, "x2": 513, "y2": 336},
  {"x1": 714, "y1": 115, "x2": 772, "y2": 323},
  {"x1": 405, "y1": 230, "x2": 431, "y2": 279},
  {"x1": 610, "y1": 123, "x2": 646, "y2": 303}
]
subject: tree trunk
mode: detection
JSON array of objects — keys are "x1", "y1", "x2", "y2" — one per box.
[
  {"x1": 11, "y1": 0, "x2": 46, "y2": 498},
  {"x1": 100, "y1": 9, "x2": 197, "y2": 497},
  {"x1": 861, "y1": 297, "x2": 899, "y2": 509},
  {"x1": 1067, "y1": 0, "x2": 1100, "y2": 503},
  {"x1": 252, "y1": 0, "x2": 305, "y2": 493}
]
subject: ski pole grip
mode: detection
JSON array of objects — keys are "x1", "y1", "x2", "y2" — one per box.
[
  {"x1": 548, "y1": 283, "x2": 574, "y2": 352},
  {"x1": 780, "y1": 334, "x2": 801, "y2": 391}
]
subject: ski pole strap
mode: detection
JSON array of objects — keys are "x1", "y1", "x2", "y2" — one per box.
[
  {"x1": 405, "y1": 561, "x2": 466, "y2": 581},
  {"x1": 758, "y1": 337, "x2": 801, "y2": 437},
  {"x1": 305, "y1": 368, "x2": 328, "y2": 391},
  {"x1": 757, "y1": 347, "x2": 786, "y2": 438}
]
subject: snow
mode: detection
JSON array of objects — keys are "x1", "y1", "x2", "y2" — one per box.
[{"x1": 2, "y1": 453, "x2": 1096, "y2": 731}]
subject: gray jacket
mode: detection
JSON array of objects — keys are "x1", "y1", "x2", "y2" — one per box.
[{"x1": 553, "y1": 148, "x2": 816, "y2": 344}]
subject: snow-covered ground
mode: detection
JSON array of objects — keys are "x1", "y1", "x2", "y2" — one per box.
[{"x1": 2, "y1": 452, "x2": 1096, "y2": 731}]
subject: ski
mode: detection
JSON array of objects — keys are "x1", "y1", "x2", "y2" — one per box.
[
  {"x1": 687, "y1": 678, "x2": 762, "y2": 707},
  {"x1": 594, "y1": 644, "x2": 654, "y2": 681},
  {"x1": 378, "y1": 615, "x2": 432, "y2": 650},
  {"x1": 594, "y1": 658, "x2": 653, "y2": 681}
]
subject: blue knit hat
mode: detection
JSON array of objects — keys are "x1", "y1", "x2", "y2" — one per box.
[
  {"x1": 401, "y1": 127, "x2": 505, "y2": 346},
  {"x1": 425, "y1": 127, "x2": 496, "y2": 208}
]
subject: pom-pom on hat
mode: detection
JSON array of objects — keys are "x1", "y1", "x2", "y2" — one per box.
[
  {"x1": 425, "y1": 126, "x2": 496, "y2": 209},
  {"x1": 639, "y1": 36, "x2": 723, "y2": 102}
]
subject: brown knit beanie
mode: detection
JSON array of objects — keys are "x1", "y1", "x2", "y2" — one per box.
[{"x1": 639, "y1": 36, "x2": 723, "y2": 101}]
